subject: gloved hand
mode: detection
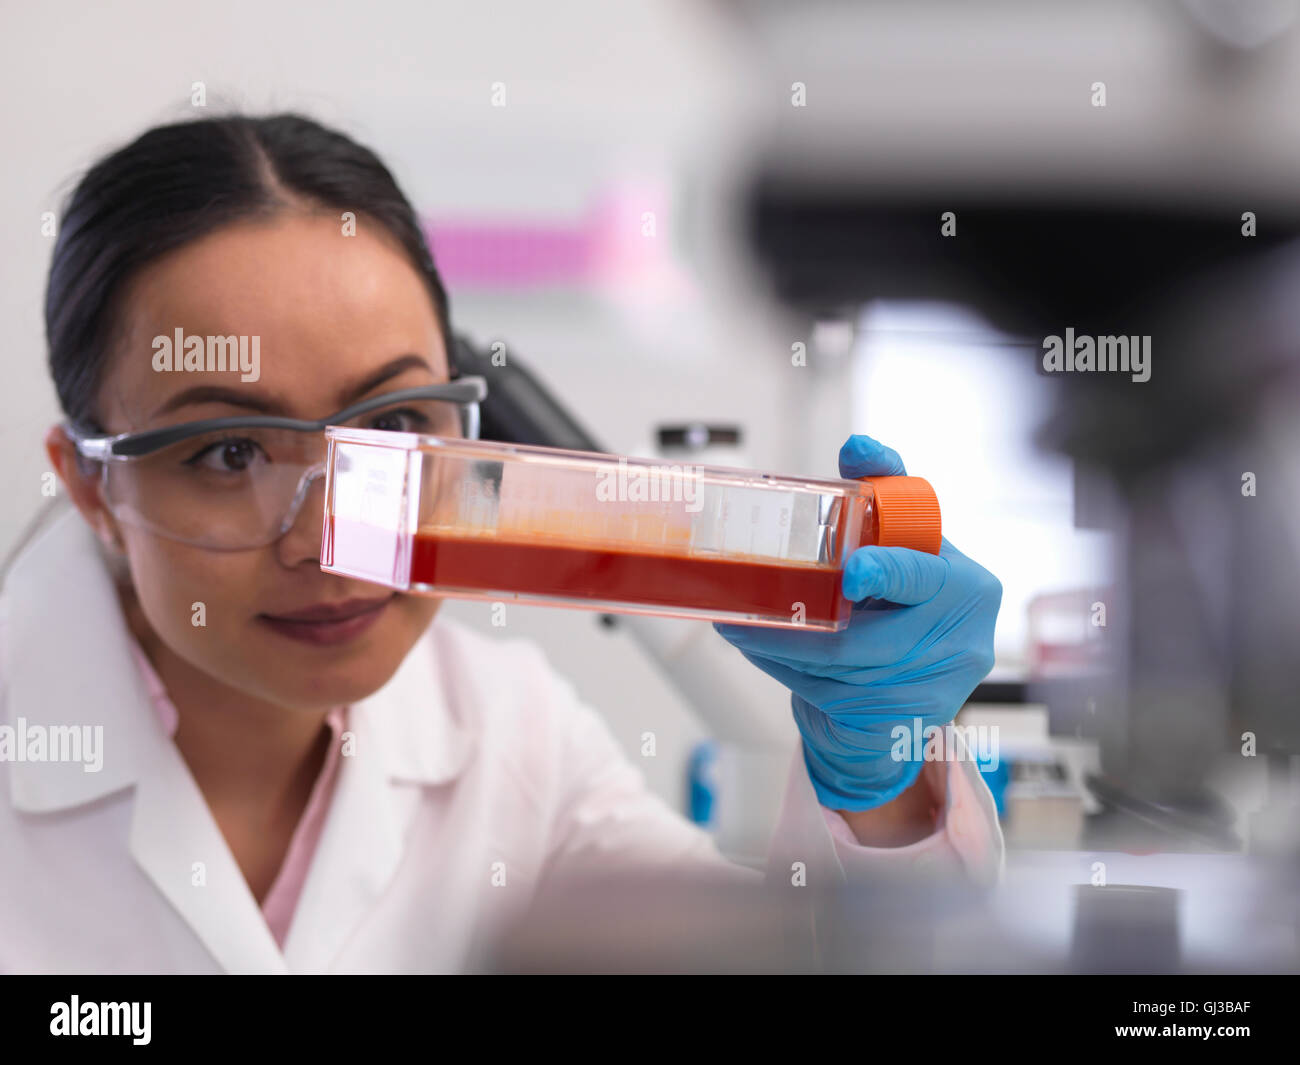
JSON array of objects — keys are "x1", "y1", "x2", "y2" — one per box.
[{"x1": 713, "y1": 434, "x2": 1002, "y2": 812}]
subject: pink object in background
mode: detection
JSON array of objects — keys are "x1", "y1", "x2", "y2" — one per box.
[
  {"x1": 425, "y1": 220, "x2": 592, "y2": 287},
  {"x1": 423, "y1": 180, "x2": 690, "y2": 300},
  {"x1": 1026, "y1": 587, "x2": 1114, "y2": 677}
]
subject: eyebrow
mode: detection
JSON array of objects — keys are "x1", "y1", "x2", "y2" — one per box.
[{"x1": 149, "y1": 354, "x2": 438, "y2": 419}]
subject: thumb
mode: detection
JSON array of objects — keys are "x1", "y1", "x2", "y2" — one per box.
[
  {"x1": 843, "y1": 545, "x2": 949, "y2": 604},
  {"x1": 838, "y1": 434, "x2": 907, "y2": 478}
]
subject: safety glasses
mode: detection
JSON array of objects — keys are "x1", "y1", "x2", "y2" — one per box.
[{"x1": 65, "y1": 378, "x2": 487, "y2": 550}]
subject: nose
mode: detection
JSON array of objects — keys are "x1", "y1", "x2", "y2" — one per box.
[{"x1": 273, "y1": 462, "x2": 329, "y2": 564}]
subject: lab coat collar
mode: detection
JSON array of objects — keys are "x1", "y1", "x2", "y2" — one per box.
[{"x1": 2, "y1": 508, "x2": 167, "y2": 811}]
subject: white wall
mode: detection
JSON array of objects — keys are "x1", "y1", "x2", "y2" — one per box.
[{"x1": 851, "y1": 301, "x2": 1116, "y2": 675}]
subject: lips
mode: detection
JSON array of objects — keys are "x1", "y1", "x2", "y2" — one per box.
[{"x1": 258, "y1": 594, "x2": 395, "y2": 646}]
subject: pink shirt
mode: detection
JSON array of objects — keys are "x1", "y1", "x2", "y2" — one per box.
[{"x1": 126, "y1": 639, "x2": 347, "y2": 950}]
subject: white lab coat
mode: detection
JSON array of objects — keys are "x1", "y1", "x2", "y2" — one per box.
[{"x1": 0, "y1": 509, "x2": 1002, "y2": 973}]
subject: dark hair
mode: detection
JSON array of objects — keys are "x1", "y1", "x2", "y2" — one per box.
[{"x1": 45, "y1": 112, "x2": 453, "y2": 431}]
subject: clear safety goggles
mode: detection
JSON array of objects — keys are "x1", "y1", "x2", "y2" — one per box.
[{"x1": 65, "y1": 377, "x2": 487, "y2": 550}]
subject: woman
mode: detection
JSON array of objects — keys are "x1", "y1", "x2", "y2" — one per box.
[{"x1": 0, "y1": 114, "x2": 1003, "y2": 973}]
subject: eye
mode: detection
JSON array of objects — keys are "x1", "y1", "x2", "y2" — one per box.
[
  {"x1": 368, "y1": 407, "x2": 432, "y2": 433},
  {"x1": 184, "y1": 437, "x2": 268, "y2": 472}
]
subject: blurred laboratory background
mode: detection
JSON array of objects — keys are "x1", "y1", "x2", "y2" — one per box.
[{"x1": 4, "y1": 0, "x2": 1300, "y2": 971}]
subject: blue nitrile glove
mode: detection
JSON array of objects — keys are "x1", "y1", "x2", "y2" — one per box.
[{"x1": 713, "y1": 434, "x2": 1002, "y2": 812}]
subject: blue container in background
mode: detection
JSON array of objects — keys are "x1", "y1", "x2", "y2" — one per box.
[
  {"x1": 687, "y1": 740, "x2": 719, "y2": 826},
  {"x1": 976, "y1": 755, "x2": 1011, "y2": 818}
]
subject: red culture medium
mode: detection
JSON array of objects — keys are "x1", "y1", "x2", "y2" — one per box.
[{"x1": 407, "y1": 530, "x2": 854, "y2": 628}]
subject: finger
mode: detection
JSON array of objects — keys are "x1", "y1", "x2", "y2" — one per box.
[
  {"x1": 838, "y1": 434, "x2": 907, "y2": 479},
  {"x1": 723, "y1": 637, "x2": 909, "y2": 681},
  {"x1": 729, "y1": 647, "x2": 889, "y2": 714},
  {"x1": 713, "y1": 620, "x2": 846, "y2": 664},
  {"x1": 713, "y1": 607, "x2": 930, "y2": 670},
  {"x1": 792, "y1": 695, "x2": 907, "y2": 753},
  {"x1": 842, "y1": 545, "x2": 949, "y2": 604},
  {"x1": 712, "y1": 542, "x2": 966, "y2": 660}
]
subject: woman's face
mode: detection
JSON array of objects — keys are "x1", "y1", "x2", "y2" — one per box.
[{"x1": 73, "y1": 212, "x2": 446, "y2": 710}]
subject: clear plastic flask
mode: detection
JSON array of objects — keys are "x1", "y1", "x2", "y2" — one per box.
[{"x1": 320, "y1": 428, "x2": 941, "y2": 631}]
